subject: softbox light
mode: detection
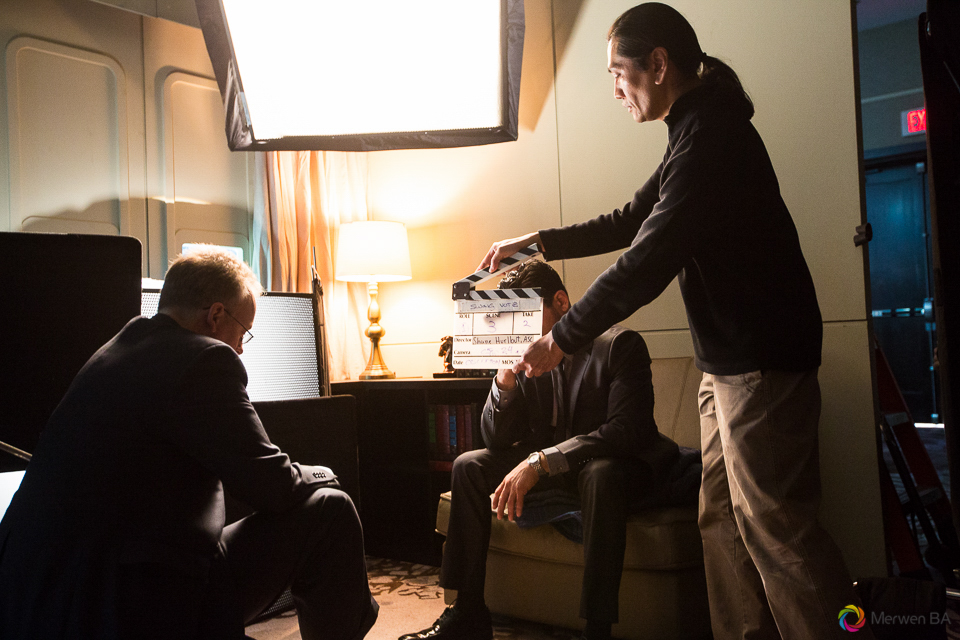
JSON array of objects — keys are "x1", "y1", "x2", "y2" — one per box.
[{"x1": 194, "y1": 0, "x2": 525, "y2": 152}]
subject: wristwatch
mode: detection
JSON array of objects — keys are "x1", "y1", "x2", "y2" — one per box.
[{"x1": 526, "y1": 451, "x2": 547, "y2": 477}]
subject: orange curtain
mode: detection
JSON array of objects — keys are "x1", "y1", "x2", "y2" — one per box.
[{"x1": 253, "y1": 150, "x2": 370, "y2": 381}]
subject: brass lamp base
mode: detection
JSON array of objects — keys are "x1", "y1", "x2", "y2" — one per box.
[
  {"x1": 360, "y1": 281, "x2": 396, "y2": 380},
  {"x1": 359, "y1": 336, "x2": 396, "y2": 380},
  {"x1": 360, "y1": 367, "x2": 395, "y2": 380}
]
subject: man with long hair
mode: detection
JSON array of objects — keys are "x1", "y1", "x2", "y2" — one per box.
[{"x1": 480, "y1": 4, "x2": 873, "y2": 639}]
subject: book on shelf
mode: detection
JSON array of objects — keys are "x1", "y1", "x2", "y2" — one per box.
[
  {"x1": 464, "y1": 402, "x2": 483, "y2": 451},
  {"x1": 427, "y1": 405, "x2": 437, "y2": 456},
  {"x1": 448, "y1": 408, "x2": 457, "y2": 452},
  {"x1": 435, "y1": 404, "x2": 450, "y2": 455},
  {"x1": 426, "y1": 401, "x2": 486, "y2": 464},
  {"x1": 457, "y1": 404, "x2": 470, "y2": 453}
]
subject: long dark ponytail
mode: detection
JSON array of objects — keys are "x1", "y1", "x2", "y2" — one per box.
[{"x1": 608, "y1": 3, "x2": 754, "y2": 117}]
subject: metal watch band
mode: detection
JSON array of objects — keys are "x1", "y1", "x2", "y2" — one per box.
[{"x1": 528, "y1": 452, "x2": 547, "y2": 477}]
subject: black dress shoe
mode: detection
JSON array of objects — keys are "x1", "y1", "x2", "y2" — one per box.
[{"x1": 398, "y1": 605, "x2": 493, "y2": 640}]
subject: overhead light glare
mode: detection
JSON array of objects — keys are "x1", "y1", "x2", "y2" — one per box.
[{"x1": 195, "y1": 0, "x2": 525, "y2": 151}]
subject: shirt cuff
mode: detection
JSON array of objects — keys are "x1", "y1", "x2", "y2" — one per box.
[
  {"x1": 491, "y1": 378, "x2": 519, "y2": 409},
  {"x1": 542, "y1": 446, "x2": 569, "y2": 476}
]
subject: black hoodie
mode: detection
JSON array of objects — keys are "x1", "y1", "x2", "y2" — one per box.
[{"x1": 540, "y1": 82, "x2": 822, "y2": 375}]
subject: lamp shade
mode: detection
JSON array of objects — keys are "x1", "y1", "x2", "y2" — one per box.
[{"x1": 335, "y1": 221, "x2": 412, "y2": 283}]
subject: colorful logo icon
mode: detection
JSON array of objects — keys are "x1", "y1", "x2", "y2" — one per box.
[{"x1": 839, "y1": 605, "x2": 866, "y2": 632}]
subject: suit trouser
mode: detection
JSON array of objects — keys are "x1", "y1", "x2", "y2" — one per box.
[
  {"x1": 698, "y1": 370, "x2": 873, "y2": 640},
  {"x1": 220, "y1": 487, "x2": 379, "y2": 640},
  {"x1": 439, "y1": 446, "x2": 650, "y2": 623}
]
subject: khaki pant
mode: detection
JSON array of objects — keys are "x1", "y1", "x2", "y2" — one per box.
[{"x1": 698, "y1": 370, "x2": 874, "y2": 640}]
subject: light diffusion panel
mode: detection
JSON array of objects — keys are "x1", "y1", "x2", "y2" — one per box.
[{"x1": 141, "y1": 290, "x2": 320, "y2": 401}]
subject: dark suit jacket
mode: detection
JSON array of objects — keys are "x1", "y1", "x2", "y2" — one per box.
[
  {"x1": 481, "y1": 325, "x2": 679, "y2": 482},
  {"x1": 0, "y1": 314, "x2": 334, "y2": 639}
]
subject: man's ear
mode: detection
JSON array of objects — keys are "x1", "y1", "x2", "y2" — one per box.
[
  {"x1": 553, "y1": 290, "x2": 570, "y2": 315},
  {"x1": 204, "y1": 302, "x2": 227, "y2": 334},
  {"x1": 651, "y1": 46, "x2": 669, "y2": 85}
]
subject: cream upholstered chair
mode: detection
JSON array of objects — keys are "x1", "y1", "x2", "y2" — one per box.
[{"x1": 435, "y1": 356, "x2": 711, "y2": 640}]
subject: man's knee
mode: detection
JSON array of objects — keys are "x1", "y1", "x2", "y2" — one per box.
[
  {"x1": 452, "y1": 448, "x2": 489, "y2": 469},
  {"x1": 578, "y1": 458, "x2": 624, "y2": 494},
  {"x1": 301, "y1": 487, "x2": 361, "y2": 536},
  {"x1": 451, "y1": 449, "x2": 493, "y2": 486}
]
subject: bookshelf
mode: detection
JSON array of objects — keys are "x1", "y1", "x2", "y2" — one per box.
[
  {"x1": 332, "y1": 378, "x2": 492, "y2": 566},
  {"x1": 427, "y1": 401, "x2": 482, "y2": 472}
]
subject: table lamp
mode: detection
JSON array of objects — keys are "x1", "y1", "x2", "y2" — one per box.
[{"x1": 335, "y1": 221, "x2": 412, "y2": 379}]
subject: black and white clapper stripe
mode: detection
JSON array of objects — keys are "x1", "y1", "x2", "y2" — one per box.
[{"x1": 452, "y1": 244, "x2": 543, "y2": 300}]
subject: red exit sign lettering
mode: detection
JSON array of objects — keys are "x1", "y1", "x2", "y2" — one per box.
[{"x1": 901, "y1": 107, "x2": 926, "y2": 136}]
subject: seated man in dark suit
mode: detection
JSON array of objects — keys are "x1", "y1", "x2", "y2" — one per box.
[
  {"x1": 400, "y1": 260, "x2": 681, "y2": 640},
  {"x1": 0, "y1": 247, "x2": 378, "y2": 640}
]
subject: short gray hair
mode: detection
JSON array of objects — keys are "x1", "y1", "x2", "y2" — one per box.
[{"x1": 158, "y1": 246, "x2": 262, "y2": 313}]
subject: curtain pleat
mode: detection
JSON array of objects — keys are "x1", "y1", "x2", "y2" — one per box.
[{"x1": 256, "y1": 150, "x2": 370, "y2": 382}]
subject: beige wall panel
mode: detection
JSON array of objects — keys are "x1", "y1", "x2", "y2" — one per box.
[
  {"x1": 552, "y1": 0, "x2": 687, "y2": 332},
  {"x1": 367, "y1": 0, "x2": 562, "y2": 368},
  {"x1": 0, "y1": 0, "x2": 147, "y2": 266},
  {"x1": 162, "y1": 73, "x2": 251, "y2": 262},
  {"x1": 638, "y1": 328, "x2": 695, "y2": 360},
  {"x1": 6, "y1": 38, "x2": 128, "y2": 235},
  {"x1": 164, "y1": 74, "x2": 249, "y2": 210},
  {"x1": 143, "y1": 16, "x2": 254, "y2": 275},
  {"x1": 554, "y1": 0, "x2": 867, "y2": 329},
  {"x1": 819, "y1": 320, "x2": 884, "y2": 577}
]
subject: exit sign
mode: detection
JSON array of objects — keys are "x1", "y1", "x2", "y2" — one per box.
[{"x1": 901, "y1": 107, "x2": 926, "y2": 136}]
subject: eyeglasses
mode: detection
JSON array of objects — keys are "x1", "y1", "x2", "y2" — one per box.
[
  {"x1": 204, "y1": 305, "x2": 254, "y2": 344},
  {"x1": 224, "y1": 309, "x2": 255, "y2": 344}
]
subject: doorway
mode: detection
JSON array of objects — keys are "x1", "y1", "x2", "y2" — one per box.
[{"x1": 865, "y1": 153, "x2": 939, "y2": 423}]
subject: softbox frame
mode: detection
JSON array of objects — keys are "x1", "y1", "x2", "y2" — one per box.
[{"x1": 194, "y1": 0, "x2": 525, "y2": 152}]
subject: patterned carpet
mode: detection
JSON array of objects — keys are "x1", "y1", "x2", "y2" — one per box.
[{"x1": 245, "y1": 557, "x2": 581, "y2": 640}]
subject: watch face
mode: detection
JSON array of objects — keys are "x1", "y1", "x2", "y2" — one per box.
[{"x1": 527, "y1": 453, "x2": 539, "y2": 464}]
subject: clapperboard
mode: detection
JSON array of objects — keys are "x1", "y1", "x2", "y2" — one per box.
[{"x1": 451, "y1": 244, "x2": 543, "y2": 370}]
